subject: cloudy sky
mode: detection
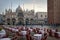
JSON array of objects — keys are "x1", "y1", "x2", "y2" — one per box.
[{"x1": 0, "y1": 0, "x2": 47, "y2": 14}]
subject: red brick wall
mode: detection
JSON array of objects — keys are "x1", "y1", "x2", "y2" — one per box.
[{"x1": 48, "y1": 0, "x2": 60, "y2": 24}]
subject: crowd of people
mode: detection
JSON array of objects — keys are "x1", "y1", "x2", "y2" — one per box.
[{"x1": 0, "y1": 25, "x2": 60, "y2": 40}]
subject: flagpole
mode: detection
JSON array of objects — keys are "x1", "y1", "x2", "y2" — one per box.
[
  {"x1": 11, "y1": 0, "x2": 12, "y2": 10},
  {"x1": 19, "y1": 0, "x2": 20, "y2": 6},
  {"x1": 23, "y1": 3, "x2": 24, "y2": 10},
  {"x1": 10, "y1": 0, "x2": 12, "y2": 25},
  {"x1": 33, "y1": 0, "x2": 35, "y2": 10}
]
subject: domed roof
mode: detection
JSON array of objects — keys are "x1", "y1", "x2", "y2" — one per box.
[{"x1": 16, "y1": 5, "x2": 22, "y2": 12}]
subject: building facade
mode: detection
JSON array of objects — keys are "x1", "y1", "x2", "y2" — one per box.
[
  {"x1": 36, "y1": 12, "x2": 47, "y2": 24},
  {"x1": 5, "y1": 9, "x2": 17, "y2": 25},
  {"x1": 23, "y1": 10, "x2": 35, "y2": 24},
  {"x1": 1, "y1": 5, "x2": 47, "y2": 25}
]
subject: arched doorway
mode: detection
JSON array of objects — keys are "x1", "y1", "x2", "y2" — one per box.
[
  {"x1": 12, "y1": 18, "x2": 16, "y2": 25},
  {"x1": 7, "y1": 18, "x2": 10, "y2": 25},
  {"x1": 26, "y1": 18, "x2": 29, "y2": 25},
  {"x1": 30, "y1": 19, "x2": 34, "y2": 24},
  {"x1": 18, "y1": 18, "x2": 24, "y2": 25}
]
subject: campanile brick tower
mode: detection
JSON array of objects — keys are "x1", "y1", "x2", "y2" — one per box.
[{"x1": 48, "y1": 0, "x2": 60, "y2": 25}]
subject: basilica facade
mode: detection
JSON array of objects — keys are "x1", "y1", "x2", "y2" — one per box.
[{"x1": 4, "y1": 6, "x2": 35, "y2": 25}]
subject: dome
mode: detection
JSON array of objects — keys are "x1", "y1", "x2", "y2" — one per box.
[{"x1": 16, "y1": 5, "x2": 22, "y2": 12}]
